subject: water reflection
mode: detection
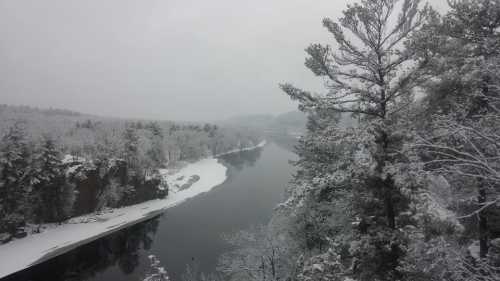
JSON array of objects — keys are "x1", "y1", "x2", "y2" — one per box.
[
  {"x1": 4, "y1": 143, "x2": 297, "y2": 281},
  {"x1": 5, "y1": 217, "x2": 161, "y2": 281}
]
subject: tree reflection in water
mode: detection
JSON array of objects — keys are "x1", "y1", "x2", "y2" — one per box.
[{"x1": 4, "y1": 216, "x2": 161, "y2": 281}]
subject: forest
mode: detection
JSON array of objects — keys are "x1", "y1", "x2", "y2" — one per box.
[
  {"x1": 199, "y1": 1, "x2": 500, "y2": 281},
  {"x1": 3, "y1": 0, "x2": 500, "y2": 281},
  {"x1": 0, "y1": 104, "x2": 261, "y2": 242}
]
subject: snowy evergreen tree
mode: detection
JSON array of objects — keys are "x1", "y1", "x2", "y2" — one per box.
[
  {"x1": 415, "y1": 0, "x2": 500, "y2": 264},
  {"x1": 281, "y1": 0, "x2": 432, "y2": 280},
  {"x1": 146, "y1": 121, "x2": 164, "y2": 138},
  {"x1": 0, "y1": 123, "x2": 32, "y2": 234},
  {"x1": 123, "y1": 124, "x2": 140, "y2": 171},
  {"x1": 144, "y1": 122, "x2": 166, "y2": 168},
  {"x1": 32, "y1": 136, "x2": 74, "y2": 222}
]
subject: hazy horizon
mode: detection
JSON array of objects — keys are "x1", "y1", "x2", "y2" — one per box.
[{"x1": 0, "y1": 0, "x2": 448, "y2": 122}]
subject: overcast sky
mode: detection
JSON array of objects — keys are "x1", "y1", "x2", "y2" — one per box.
[{"x1": 0, "y1": 0, "x2": 449, "y2": 121}]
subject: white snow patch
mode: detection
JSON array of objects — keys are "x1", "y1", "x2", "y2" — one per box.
[
  {"x1": 420, "y1": 191, "x2": 461, "y2": 229},
  {"x1": 419, "y1": 175, "x2": 462, "y2": 231},
  {"x1": 468, "y1": 241, "x2": 480, "y2": 260},
  {"x1": 0, "y1": 157, "x2": 227, "y2": 279},
  {"x1": 215, "y1": 140, "x2": 266, "y2": 157},
  {"x1": 312, "y1": 263, "x2": 324, "y2": 272},
  {"x1": 62, "y1": 154, "x2": 86, "y2": 164},
  {"x1": 158, "y1": 168, "x2": 191, "y2": 193},
  {"x1": 65, "y1": 164, "x2": 82, "y2": 176}
]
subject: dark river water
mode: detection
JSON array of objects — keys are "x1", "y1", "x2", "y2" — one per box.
[{"x1": 5, "y1": 141, "x2": 297, "y2": 281}]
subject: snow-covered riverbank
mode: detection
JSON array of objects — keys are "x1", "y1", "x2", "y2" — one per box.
[
  {"x1": 0, "y1": 140, "x2": 268, "y2": 279},
  {"x1": 0, "y1": 158, "x2": 228, "y2": 279}
]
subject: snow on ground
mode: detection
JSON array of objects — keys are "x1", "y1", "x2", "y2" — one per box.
[
  {"x1": 0, "y1": 158, "x2": 227, "y2": 279},
  {"x1": 468, "y1": 241, "x2": 480, "y2": 260},
  {"x1": 158, "y1": 167, "x2": 197, "y2": 193},
  {"x1": 61, "y1": 154, "x2": 86, "y2": 164},
  {"x1": 0, "y1": 141, "x2": 268, "y2": 278}
]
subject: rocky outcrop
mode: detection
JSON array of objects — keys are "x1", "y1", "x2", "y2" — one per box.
[{"x1": 65, "y1": 158, "x2": 168, "y2": 217}]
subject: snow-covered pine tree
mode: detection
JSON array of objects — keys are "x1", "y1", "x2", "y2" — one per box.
[
  {"x1": 0, "y1": 122, "x2": 32, "y2": 235},
  {"x1": 144, "y1": 121, "x2": 166, "y2": 168},
  {"x1": 281, "y1": 0, "x2": 433, "y2": 279},
  {"x1": 146, "y1": 121, "x2": 164, "y2": 138},
  {"x1": 32, "y1": 136, "x2": 74, "y2": 222},
  {"x1": 123, "y1": 124, "x2": 140, "y2": 171},
  {"x1": 416, "y1": 0, "x2": 500, "y2": 261}
]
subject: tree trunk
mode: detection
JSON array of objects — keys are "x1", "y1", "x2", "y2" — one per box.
[
  {"x1": 270, "y1": 251, "x2": 277, "y2": 281},
  {"x1": 379, "y1": 129, "x2": 397, "y2": 229},
  {"x1": 385, "y1": 179, "x2": 396, "y2": 229},
  {"x1": 478, "y1": 181, "x2": 489, "y2": 259},
  {"x1": 261, "y1": 256, "x2": 267, "y2": 281}
]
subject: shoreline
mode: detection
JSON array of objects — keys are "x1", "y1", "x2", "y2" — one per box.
[
  {"x1": 214, "y1": 140, "x2": 267, "y2": 157},
  {"x1": 0, "y1": 141, "x2": 267, "y2": 279},
  {"x1": 0, "y1": 159, "x2": 226, "y2": 279}
]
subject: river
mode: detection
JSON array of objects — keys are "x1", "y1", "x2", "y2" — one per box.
[{"x1": 5, "y1": 141, "x2": 297, "y2": 281}]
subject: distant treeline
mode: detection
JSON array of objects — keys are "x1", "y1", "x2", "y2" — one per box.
[{"x1": 0, "y1": 104, "x2": 84, "y2": 117}]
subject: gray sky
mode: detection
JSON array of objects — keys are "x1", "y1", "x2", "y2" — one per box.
[{"x1": 0, "y1": 0, "x2": 448, "y2": 121}]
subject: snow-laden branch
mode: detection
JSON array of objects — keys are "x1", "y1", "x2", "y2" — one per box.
[{"x1": 456, "y1": 198, "x2": 500, "y2": 219}]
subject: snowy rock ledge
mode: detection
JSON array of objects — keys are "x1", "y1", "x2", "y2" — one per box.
[{"x1": 0, "y1": 158, "x2": 227, "y2": 279}]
